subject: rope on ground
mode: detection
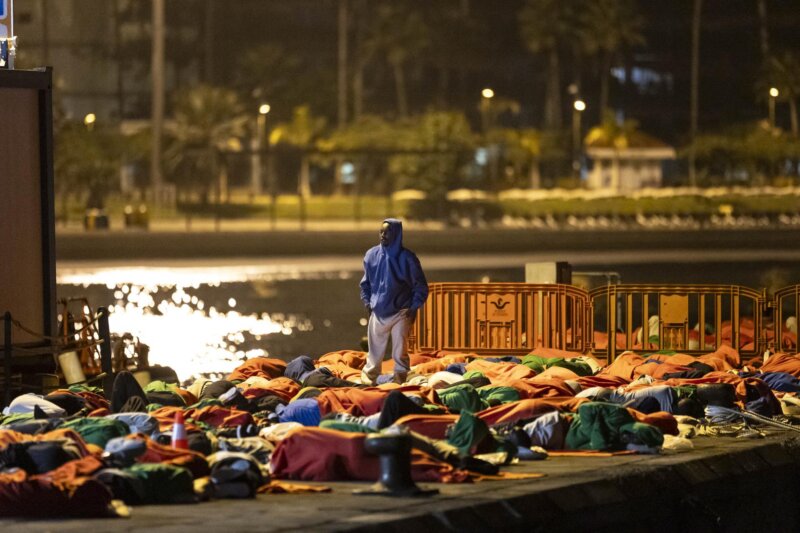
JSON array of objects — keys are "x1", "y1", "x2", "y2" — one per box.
[
  {"x1": 9, "y1": 310, "x2": 105, "y2": 343},
  {"x1": 721, "y1": 406, "x2": 800, "y2": 434}
]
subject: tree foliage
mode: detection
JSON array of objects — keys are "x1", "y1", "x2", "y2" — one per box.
[
  {"x1": 388, "y1": 111, "x2": 475, "y2": 199},
  {"x1": 54, "y1": 121, "x2": 125, "y2": 208},
  {"x1": 690, "y1": 123, "x2": 800, "y2": 185},
  {"x1": 164, "y1": 85, "x2": 248, "y2": 196}
]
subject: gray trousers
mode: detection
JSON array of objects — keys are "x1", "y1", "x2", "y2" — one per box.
[{"x1": 362, "y1": 309, "x2": 412, "y2": 382}]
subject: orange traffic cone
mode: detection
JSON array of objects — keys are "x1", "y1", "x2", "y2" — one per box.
[{"x1": 171, "y1": 410, "x2": 188, "y2": 449}]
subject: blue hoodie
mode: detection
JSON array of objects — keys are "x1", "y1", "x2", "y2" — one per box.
[{"x1": 360, "y1": 219, "x2": 428, "y2": 319}]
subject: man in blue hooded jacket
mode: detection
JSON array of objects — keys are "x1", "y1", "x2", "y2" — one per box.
[{"x1": 360, "y1": 219, "x2": 428, "y2": 385}]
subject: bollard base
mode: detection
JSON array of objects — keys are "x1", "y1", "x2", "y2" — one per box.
[{"x1": 353, "y1": 482, "x2": 438, "y2": 497}]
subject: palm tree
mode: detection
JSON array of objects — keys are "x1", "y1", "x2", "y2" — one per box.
[
  {"x1": 151, "y1": 0, "x2": 165, "y2": 198},
  {"x1": 518, "y1": 0, "x2": 576, "y2": 129},
  {"x1": 756, "y1": 0, "x2": 770, "y2": 60},
  {"x1": 577, "y1": 0, "x2": 645, "y2": 115},
  {"x1": 767, "y1": 52, "x2": 800, "y2": 137},
  {"x1": 420, "y1": 2, "x2": 486, "y2": 108},
  {"x1": 338, "y1": 0, "x2": 349, "y2": 128},
  {"x1": 270, "y1": 106, "x2": 327, "y2": 228},
  {"x1": 689, "y1": 0, "x2": 702, "y2": 187},
  {"x1": 363, "y1": 1, "x2": 429, "y2": 118},
  {"x1": 164, "y1": 86, "x2": 248, "y2": 205}
]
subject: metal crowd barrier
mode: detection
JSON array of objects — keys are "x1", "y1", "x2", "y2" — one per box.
[
  {"x1": 410, "y1": 283, "x2": 590, "y2": 355},
  {"x1": 589, "y1": 284, "x2": 766, "y2": 361},
  {"x1": 774, "y1": 285, "x2": 800, "y2": 353},
  {"x1": 407, "y1": 282, "x2": 800, "y2": 363}
]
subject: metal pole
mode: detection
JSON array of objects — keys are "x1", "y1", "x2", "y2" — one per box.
[
  {"x1": 688, "y1": 0, "x2": 702, "y2": 188},
  {"x1": 7, "y1": 0, "x2": 16, "y2": 69},
  {"x1": 150, "y1": 0, "x2": 165, "y2": 202},
  {"x1": 769, "y1": 95, "x2": 776, "y2": 130},
  {"x1": 250, "y1": 114, "x2": 264, "y2": 198},
  {"x1": 97, "y1": 307, "x2": 112, "y2": 376},
  {"x1": 572, "y1": 108, "x2": 581, "y2": 180},
  {"x1": 337, "y1": 0, "x2": 348, "y2": 127},
  {"x1": 269, "y1": 147, "x2": 277, "y2": 231},
  {"x1": 4, "y1": 312, "x2": 12, "y2": 407}
]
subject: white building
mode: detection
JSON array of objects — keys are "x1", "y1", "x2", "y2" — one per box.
[{"x1": 585, "y1": 132, "x2": 676, "y2": 192}]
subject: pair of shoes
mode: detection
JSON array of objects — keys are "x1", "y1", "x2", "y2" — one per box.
[{"x1": 393, "y1": 373, "x2": 407, "y2": 385}]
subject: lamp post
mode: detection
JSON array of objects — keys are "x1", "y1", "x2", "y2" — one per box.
[
  {"x1": 769, "y1": 87, "x2": 779, "y2": 130},
  {"x1": 250, "y1": 103, "x2": 270, "y2": 198},
  {"x1": 481, "y1": 88, "x2": 497, "y2": 188},
  {"x1": 572, "y1": 99, "x2": 586, "y2": 180},
  {"x1": 83, "y1": 112, "x2": 96, "y2": 132},
  {"x1": 480, "y1": 87, "x2": 494, "y2": 133}
]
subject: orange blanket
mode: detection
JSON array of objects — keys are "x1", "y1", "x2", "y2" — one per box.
[
  {"x1": 227, "y1": 357, "x2": 287, "y2": 381},
  {"x1": 317, "y1": 350, "x2": 367, "y2": 369},
  {"x1": 315, "y1": 388, "x2": 389, "y2": 416},
  {"x1": 466, "y1": 359, "x2": 536, "y2": 381},
  {"x1": 241, "y1": 377, "x2": 301, "y2": 403},
  {"x1": 761, "y1": 352, "x2": 800, "y2": 377},
  {"x1": 477, "y1": 397, "x2": 584, "y2": 427},
  {"x1": 0, "y1": 455, "x2": 112, "y2": 517}
]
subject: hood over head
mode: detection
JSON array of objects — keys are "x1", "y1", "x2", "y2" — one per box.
[{"x1": 381, "y1": 218, "x2": 404, "y2": 256}]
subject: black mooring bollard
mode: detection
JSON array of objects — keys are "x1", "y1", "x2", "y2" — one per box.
[
  {"x1": 97, "y1": 307, "x2": 115, "y2": 398},
  {"x1": 353, "y1": 432, "x2": 438, "y2": 497},
  {"x1": 97, "y1": 307, "x2": 112, "y2": 376}
]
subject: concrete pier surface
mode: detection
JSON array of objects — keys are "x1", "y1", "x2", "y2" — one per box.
[{"x1": 3, "y1": 431, "x2": 799, "y2": 532}]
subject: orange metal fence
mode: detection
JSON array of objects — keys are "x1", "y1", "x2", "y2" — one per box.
[
  {"x1": 589, "y1": 284, "x2": 766, "y2": 361},
  {"x1": 411, "y1": 282, "x2": 800, "y2": 362},
  {"x1": 410, "y1": 283, "x2": 590, "y2": 355},
  {"x1": 774, "y1": 285, "x2": 800, "y2": 353}
]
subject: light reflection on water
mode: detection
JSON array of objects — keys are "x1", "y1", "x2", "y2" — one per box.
[{"x1": 56, "y1": 265, "x2": 356, "y2": 382}]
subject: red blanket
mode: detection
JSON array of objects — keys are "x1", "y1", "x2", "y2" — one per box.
[
  {"x1": 0, "y1": 456, "x2": 112, "y2": 517},
  {"x1": 270, "y1": 427, "x2": 470, "y2": 483}
]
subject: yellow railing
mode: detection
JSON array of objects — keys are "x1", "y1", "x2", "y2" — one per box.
[
  {"x1": 589, "y1": 284, "x2": 766, "y2": 361},
  {"x1": 774, "y1": 285, "x2": 800, "y2": 353},
  {"x1": 410, "y1": 283, "x2": 590, "y2": 355}
]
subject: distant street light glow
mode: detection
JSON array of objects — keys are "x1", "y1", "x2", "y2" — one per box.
[
  {"x1": 481, "y1": 88, "x2": 494, "y2": 99},
  {"x1": 573, "y1": 100, "x2": 586, "y2": 112},
  {"x1": 769, "y1": 87, "x2": 779, "y2": 98},
  {"x1": 259, "y1": 103, "x2": 271, "y2": 115},
  {"x1": 83, "y1": 113, "x2": 96, "y2": 126}
]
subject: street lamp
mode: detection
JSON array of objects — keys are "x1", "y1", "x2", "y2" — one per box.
[
  {"x1": 572, "y1": 100, "x2": 586, "y2": 179},
  {"x1": 250, "y1": 103, "x2": 271, "y2": 198},
  {"x1": 769, "y1": 87, "x2": 779, "y2": 130},
  {"x1": 83, "y1": 112, "x2": 96, "y2": 131},
  {"x1": 480, "y1": 88, "x2": 494, "y2": 133}
]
